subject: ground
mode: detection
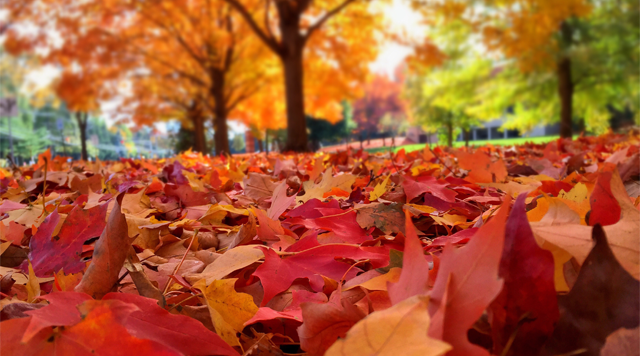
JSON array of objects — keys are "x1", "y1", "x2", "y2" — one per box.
[{"x1": 0, "y1": 133, "x2": 638, "y2": 356}]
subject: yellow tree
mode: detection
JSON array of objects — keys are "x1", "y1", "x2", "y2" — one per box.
[
  {"x1": 413, "y1": 0, "x2": 592, "y2": 138},
  {"x1": 223, "y1": 0, "x2": 385, "y2": 151}
]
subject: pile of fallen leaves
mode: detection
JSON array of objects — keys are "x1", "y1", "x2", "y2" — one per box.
[{"x1": 1, "y1": 133, "x2": 639, "y2": 356}]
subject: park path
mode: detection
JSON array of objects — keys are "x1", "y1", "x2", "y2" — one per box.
[{"x1": 319, "y1": 136, "x2": 411, "y2": 152}]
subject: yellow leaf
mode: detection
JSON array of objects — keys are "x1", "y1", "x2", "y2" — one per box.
[
  {"x1": 325, "y1": 295, "x2": 451, "y2": 356},
  {"x1": 431, "y1": 214, "x2": 467, "y2": 226},
  {"x1": 185, "y1": 245, "x2": 264, "y2": 284},
  {"x1": 345, "y1": 267, "x2": 402, "y2": 291},
  {"x1": 182, "y1": 170, "x2": 205, "y2": 192},
  {"x1": 404, "y1": 204, "x2": 437, "y2": 216},
  {"x1": 0, "y1": 241, "x2": 11, "y2": 255},
  {"x1": 369, "y1": 175, "x2": 391, "y2": 201},
  {"x1": 298, "y1": 168, "x2": 356, "y2": 205},
  {"x1": 558, "y1": 182, "x2": 589, "y2": 202},
  {"x1": 194, "y1": 278, "x2": 259, "y2": 347},
  {"x1": 26, "y1": 261, "x2": 40, "y2": 303}
]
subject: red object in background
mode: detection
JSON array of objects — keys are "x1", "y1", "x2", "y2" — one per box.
[{"x1": 245, "y1": 130, "x2": 255, "y2": 153}]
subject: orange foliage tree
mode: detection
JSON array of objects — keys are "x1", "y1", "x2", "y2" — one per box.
[
  {"x1": 413, "y1": 0, "x2": 592, "y2": 138},
  {"x1": 223, "y1": 0, "x2": 385, "y2": 151},
  {"x1": 3, "y1": 0, "x2": 286, "y2": 155}
]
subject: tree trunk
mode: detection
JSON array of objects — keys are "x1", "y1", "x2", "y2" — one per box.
[
  {"x1": 188, "y1": 104, "x2": 207, "y2": 153},
  {"x1": 277, "y1": 5, "x2": 308, "y2": 152},
  {"x1": 257, "y1": 137, "x2": 264, "y2": 152},
  {"x1": 464, "y1": 129, "x2": 470, "y2": 147},
  {"x1": 76, "y1": 112, "x2": 88, "y2": 161},
  {"x1": 211, "y1": 70, "x2": 230, "y2": 156},
  {"x1": 265, "y1": 130, "x2": 270, "y2": 154},
  {"x1": 447, "y1": 121, "x2": 453, "y2": 147},
  {"x1": 557, "y1": 56, "x2": 573, "y2": 139}
]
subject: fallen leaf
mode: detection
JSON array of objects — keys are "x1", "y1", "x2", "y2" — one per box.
[
  {"x1": 488, "y1": 194, "x2": 558, "y2": 356},
  {"x1": 428, "y1": 196, "x2": 510, "y2": 356},
  {"x1": 29, "y1": 203, "x2": 107, "y2": 277},
  {"x1": 600, "y1": 327, "x2": 640, "y2": 356},
  {"x1": 244, "y1": 173, "x2": 279, "y2": 200},
  {"x1": 185, "y1": 245, "x2": 264, "y2": 285},
  {"x1": 530, "y1": 170, "x2": 640, "y2": 277},
  {"x1": 456, "y1": 150, "x2": 508, "y2": 183},
  {"x1": 103, "y1": 292, "x2": 239, "y2": 355},
  {"x1": 297, "y1": 288, "x2": 366, "y2": 356},
  {"x1": 298, "y1": 168, "x2": 356, "y2": 205},
  {"x1": 254, "y1": 245, "x2": 388, "y2": 306},
  {"x1": 195, "y1": 278, "x2": 259, "y2": 347},
  {"x1": 356, "y1": 202, "x2": 405, "y2": 235},
  {"x1": 267, "y1": 181, "x2": 296, "y2": 220},
  {"x1": 325, "y1": 295, "x2": 451, "y2": 356},
  {"x1": 369, "y1": 174, "x2": 391, "y2": 201},
  {"x1": 589, "y1": 169, "x2": 621, "y2": 226},
  {"x1": 542, "y1": 225, "x2": 640, "y2": 356},
  {"x1": 75, "y1": 195, "x2": 131, "y2": 299},
  {"x1": 388, "y1": 210, "x2": 430, "y2": 305}
]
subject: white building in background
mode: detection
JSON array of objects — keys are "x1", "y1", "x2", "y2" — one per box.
[
  {"x1": 460, "y1": 117, "x2": 561, "y2": 142},
  {"x1": 406, "y1": 117, "x2": 561, "y2": 144}
]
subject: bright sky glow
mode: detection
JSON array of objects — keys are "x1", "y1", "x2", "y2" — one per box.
[{"x1": 370, "y1": 0, "x2": 424, "y2": 77}]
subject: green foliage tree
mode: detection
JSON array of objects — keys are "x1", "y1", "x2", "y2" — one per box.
[
  {"x1": 405, "y1": 21, "x2": 493, "y2": 147},
  {"x1": 420, "y1": 0, "x2": 639, "y2": 136},
  {"x1": 232, "y1": 134, "x2": 246, "y2": 153}
]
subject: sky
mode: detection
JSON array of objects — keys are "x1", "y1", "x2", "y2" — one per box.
[{"x1": 370, "y1": 0, "x2": 424, "y2": 77}]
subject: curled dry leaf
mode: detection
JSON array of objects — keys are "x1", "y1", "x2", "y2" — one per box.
[{"x1": 75, "y1": 194, "x2": 131, "y2": 299}]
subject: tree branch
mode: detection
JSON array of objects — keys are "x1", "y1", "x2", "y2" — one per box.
[
  {"x1": 303, "y1": 0, "x2": 357, "y2": 43},
  {"x1": 223, "y1": 0, "x2": 282, "y2": 55}
]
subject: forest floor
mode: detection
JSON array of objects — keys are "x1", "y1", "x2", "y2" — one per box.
[{"x1": 0, "y1": 133, "x2": 638, "y2": 355}]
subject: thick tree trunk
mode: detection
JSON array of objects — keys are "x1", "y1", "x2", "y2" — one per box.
[
  {"x1": 257, "y1": 137, "x2": 264, "y2": 152},
  {"x1": 277, "y1": 5, "x2": 308, "y2": 152},
  {"x1": 189, "y1": 104, "x2": 207, "y2": 153},
  {"x1": 447, "y1": 121, "x2": 453, "y2": 147},
  {"x1": 212, "y1": 70, "x2": 230, "y2": 156},
  {"x1": 557, "y1": 56, "x2": 573, "y2": 139},
  {"x1": 76, "y1": 112, "x2": 88, "y2": 161},
  {"x1": 265, "y1": 130, "x2": 269, "y2": 154},
  {"x1": 281, "y1": 49, "x2": 308, "y2": 151},
  {"x1": 464, "y1": 129, "x2": 470, "y2": 147}
]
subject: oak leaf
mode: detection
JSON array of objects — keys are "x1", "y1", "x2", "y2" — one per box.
[{"x1": 298, "y1": 168, "x2": 356, "y2": 204}]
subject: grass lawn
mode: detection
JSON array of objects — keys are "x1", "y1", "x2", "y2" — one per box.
[{"x1": 367, "y1": 135, "x2": 562, "y2": 154}]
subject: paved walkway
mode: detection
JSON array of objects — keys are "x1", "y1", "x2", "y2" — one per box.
[{"x1": 319, "y1": 137, "x2": 411, "y2": 152}]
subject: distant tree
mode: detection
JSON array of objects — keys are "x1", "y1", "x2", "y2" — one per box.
[
  {"x1": 340, "y1": 101, "x2": 357, "y2": 142},
  {"x1": 416, "y1": 0, "x2": 639, "y2": 136},
  {"x1": 232, "y1": 134, "x2": 245, "y2": 153},
  {"x1": 353, "y1": 74, "x2": 406, "y2": 145},
  {"x1": 223, "y1": 0, "x2": 386, "y2": 151}
]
